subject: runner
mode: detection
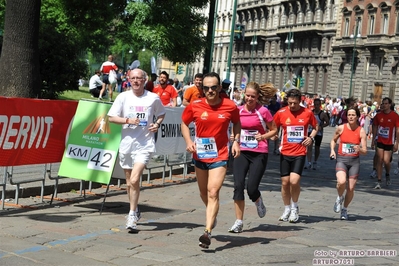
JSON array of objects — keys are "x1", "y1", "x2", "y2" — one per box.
[
  {"x1": 330, "y1": 107, "x2": 367, "y2": 220},
  {"x1": 273, "y1": 88, "x2": 318, "y2": 223},
  {"x1": 304, "y1": 98, "x2": 329, "y2": 170},
  {"x1": 181, "y1": 72, "x2": 241, "y2": 249},
  {"x1": 228, "y1": 82, "x2": 278, "y2": 233},
  {"x1": 371, "y1": 97, "x2": 399, "y2": 189}
]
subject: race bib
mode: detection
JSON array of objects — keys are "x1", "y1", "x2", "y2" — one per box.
[
  {"x1": 378, "y1": 127, "x2": 389, "y2": 139},
  {"x1": 240, "y1": 130, "x2": 258, "y2": 149},
  {"x1": 342, "y1": 143, "x2": 357, "y2": 155},
  {"x1": 195, "y1": 137, "x2": 218, "y2": 159},
  {"x1": 287, "y1": 126, "x2": 304, "y2": 143},
  {"x1": 126, "y1": 106, "x2": 149, "y2": 128}
]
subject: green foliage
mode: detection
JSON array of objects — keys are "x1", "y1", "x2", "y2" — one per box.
[{"x1": 126, "y1": 0, "x2": 208, "y2": 64}]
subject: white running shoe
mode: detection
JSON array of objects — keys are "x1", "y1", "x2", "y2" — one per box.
[
  {"x1": 340, "y1": 209, "x2": 348, "y2": 220},
  {"x1": 228, "y1": 220, "x2": 243, "y2": 233},
  {"x1": 374, "y1": 182, "x2": 381, "y2": 189},
  {"x1": 279, "y1": 208, "x2": 291, "y2": 221},
  {"x1": 125, "y1": 214, "x2": 138, "y2": 230},
  {"x1": 289, "y1": 207, "x2": 299, "y2": 223},
  {"x1": 333, "y1": 196, "x2": 344, "y2": 213},
  {"x1": 256, "y1": 196, "x2": 266, "y2": 218}
]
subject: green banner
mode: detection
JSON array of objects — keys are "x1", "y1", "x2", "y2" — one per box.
[{"x1": 59, "y1": 100, "x2": 121, "y2": 184}]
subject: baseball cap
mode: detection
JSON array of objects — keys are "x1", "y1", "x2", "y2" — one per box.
[{"x1": 222, "y1": 79, "x2": 231, "y2": 84}]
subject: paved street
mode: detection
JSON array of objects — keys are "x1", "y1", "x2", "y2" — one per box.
[{"x1": 0, "y1": 127, "x2": 398, "y2": 266}]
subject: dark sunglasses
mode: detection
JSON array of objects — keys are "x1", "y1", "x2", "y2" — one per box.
[{"x1": 203, "y1": 85, "x2": 218, "y2": 91}]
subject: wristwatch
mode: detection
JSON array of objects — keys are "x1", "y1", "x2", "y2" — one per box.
[
  {"x1": 234, "y1": 138, "x2": 240, "y2": 144},
  {"x1": 310, "y1": 136, "x2": 315, "y2": 142},
  {"x1": 155, "y1": 122, "x2": 161, "y2": 128}
]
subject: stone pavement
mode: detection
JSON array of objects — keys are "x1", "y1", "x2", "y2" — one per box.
[{"x1": 0, "y1": 127, "x2": 398, "y2": 266}]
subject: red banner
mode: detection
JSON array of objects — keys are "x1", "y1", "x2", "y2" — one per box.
[{"x1": 0, "y1": 97, "x2": 78, "y2": 166}]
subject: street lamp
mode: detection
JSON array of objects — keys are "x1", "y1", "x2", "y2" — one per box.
[
  {"x1": 283, "y1": 28, "x2": 294, "y2": 86},
  {"x1": 249, "y1": 33, "x2": 257, "y2": 81},
  {"x1": 349, "y1": 18, "x2": 361, "y2": 97}
]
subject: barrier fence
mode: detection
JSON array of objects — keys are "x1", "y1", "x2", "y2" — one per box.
[{"x1": 0, "y1": 97, "x2": 194, "y2": 210}]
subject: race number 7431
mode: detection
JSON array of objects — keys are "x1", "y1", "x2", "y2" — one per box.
[{"x1": 87, "y1": 148, "x2": 116, "y2": 172}]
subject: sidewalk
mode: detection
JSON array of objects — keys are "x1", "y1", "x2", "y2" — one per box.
[{"x1": 0, "y1": 127, "x2": 398, "y2": 265}]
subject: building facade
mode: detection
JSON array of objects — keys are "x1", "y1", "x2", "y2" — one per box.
[{"x1": 331, "y1": 0, "x2": 399, "y2": 103}]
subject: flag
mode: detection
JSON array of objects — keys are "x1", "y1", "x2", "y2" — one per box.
[{"x1": 283, "y1": 80, "x2": 297, "y2": 91}]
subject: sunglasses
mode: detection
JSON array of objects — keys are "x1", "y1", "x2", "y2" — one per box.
[{"x1": 203, "y1": 85, "x2": 218, "y2": 91}]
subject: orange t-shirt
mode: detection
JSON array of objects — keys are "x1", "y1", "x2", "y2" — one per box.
[
  {"x1": 183, "y1": 85, "x2": 204, "y2": 103},
  {"x1": 273, "y1": 106, "x2": 317, "y2": 156},
  {"x1": 153, "y1": 84, "x2": 178, "y2": 106},
  {"x1": 373, "y1": 111, "x2": 399, "y2": 145},
  {"x1": 182, "y1": 98, "x2": 239, "y2": 162}
]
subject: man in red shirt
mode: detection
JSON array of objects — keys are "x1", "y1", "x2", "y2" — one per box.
[
  {"x1": 181, "y1": 72, "x2": 241, "y2": 249},
  {"x1": 152, "y1": 71, "x2": 178, "y2": 107},
  {"x1": 371, "y1": 97, "x2": 399, "y2": 189},
  {"x1": 99, "y1": 55, "x2": 118, "y2": 101},
  {"x1": 273, "y1": 89, "x2": 318, "y2": 223},
  {"x1": 182, "y1": 73, "x2": 203, "y2": 106}
]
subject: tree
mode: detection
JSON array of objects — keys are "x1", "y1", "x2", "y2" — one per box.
[
  {"x1": 0, "y1": 0, "x2": 41, "y2": 98},
  {"x1": 126, "y1": 0, "x2": 208, "y2": 64}
]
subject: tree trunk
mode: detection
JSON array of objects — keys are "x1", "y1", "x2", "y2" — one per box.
[{"x1": 0, "y1": 0, "x2": 41, "y2": 98}]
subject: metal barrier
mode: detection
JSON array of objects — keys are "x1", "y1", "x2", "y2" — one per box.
[
  {"x1": 1, "y1": 167, "x2": 6, "y2": 210},
  {"x1": 166, "y1": 153, "x2": 192, "y2": 180},
  {"x1": 7, "y1": 164, "x2": 46, "y2": 205}
]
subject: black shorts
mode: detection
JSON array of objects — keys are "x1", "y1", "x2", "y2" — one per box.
[
  {"x1": 103, "y1": 74, "x2": 110, "y2": 85},
  {"x1": 308, "y1": 132, "x2": 323, "y2": 146},
  {"x1": 280, "y1": 155, "x2": 306, "y2": 177},
  {"x1": 376, "y1": 142, "x2": 393, "y2": 151}
]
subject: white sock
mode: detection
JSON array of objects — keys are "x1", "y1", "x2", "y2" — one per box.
[
  {"x1": 291, "y1": 202, "x2": 298, "y2": 209},
  {"x1": 285, "y1": 205, "x2": 290, "y2": 211},
  {"x1": 129, "y1": 210, "x2": 134, "y2": 216},
  {"x1": 236, "y1": 219, "x2": 243, "y2": 224}
]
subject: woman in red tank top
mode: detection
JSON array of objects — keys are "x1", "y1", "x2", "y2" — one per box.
[{"x1": 330, "y1": 107, "x2": 367, "y2": 220}]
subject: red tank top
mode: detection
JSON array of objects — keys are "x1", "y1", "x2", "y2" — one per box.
[{"x1": 338, "y1": 124, "x2": 361, "y2": 157}]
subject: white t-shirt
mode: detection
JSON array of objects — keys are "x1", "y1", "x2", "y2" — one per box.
[
  {"x1": 107, "y1": 90, "x2": 166, "y2": 154},
  {"x1": 89, "y1": 74, "x2": 103, "y2": 90}
]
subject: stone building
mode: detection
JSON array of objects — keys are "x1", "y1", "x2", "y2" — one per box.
[{"x1": 331, "y1": 0, "x2": 399, "y2": 103}]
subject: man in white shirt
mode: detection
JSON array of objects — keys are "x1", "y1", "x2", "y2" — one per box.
[
  {"x1": 89, "y1": 70, "x2": 104, "y2": 98},
  {"x1": 108, "y1": 68, "x2": 166, "y2": 231}
]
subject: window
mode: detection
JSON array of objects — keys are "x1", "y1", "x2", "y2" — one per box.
[
  {"x1": 369, "y1": 15, "x2": 375, "y2": 35},
  {"x1": 344, "y1": 18, "x2": 350, "y2": 37},
  {"x1": 382, "y1": 14, "x2": 389, "y2": 34}
]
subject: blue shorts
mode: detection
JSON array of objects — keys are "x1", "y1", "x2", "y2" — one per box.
[{"x1": 192, "y1": 159, "x2": 227, "y2": 170}]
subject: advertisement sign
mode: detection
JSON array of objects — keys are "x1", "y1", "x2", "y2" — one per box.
[
  {"x1": 154, "y1": 107, "x2": 194, "y2": 155},
  {"x1": 58, "y1": 100, "x2": 121, "y2": 184},
  {"x1": 0, "y1": 97, "x2": 78, "y2": 166}
]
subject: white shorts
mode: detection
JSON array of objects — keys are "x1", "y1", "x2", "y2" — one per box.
[{"x1": 119, "y1": 152, "x2": 151, "y2": 169}]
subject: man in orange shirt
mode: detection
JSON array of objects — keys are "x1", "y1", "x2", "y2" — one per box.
[
  {"x1": 153, "y1": 71, "x2": 178, "y2": 107},
  {"x1": 182, "y1": 73, "x2": 203, "y2": 106}
]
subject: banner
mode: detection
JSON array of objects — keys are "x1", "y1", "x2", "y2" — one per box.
[
  {"x1": 0, "y1": 97, "x2": 78, "y2": 166},
  {"x1": 58, "y1": 100, "x2": 121, "y2": 184},
  {"x1": 154, "y1": 107, "x2": 194, "y2": 155}
]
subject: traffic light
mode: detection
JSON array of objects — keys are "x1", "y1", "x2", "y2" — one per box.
[
  {"x1": 299, "y1": 77, "x2": 305, "y2": 88},
  {"x1": 177, "y1": 65, "x2": 184, "y2": 75},
  {"x1": 174, "y1": 62, "x2": 179, "y2": 73},
  {"x1": 234, "y1": 24, "x2": 245, "y2": 41},
  {"x1": 292, "y1": 76, "x2": 298, "y2": 88}
]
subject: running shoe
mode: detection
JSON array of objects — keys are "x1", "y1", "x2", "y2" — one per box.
[
  {"x1": 370, "y1": 170, "x2": 377, "y2": 179},
  {"x1": 199, "y1": 230, "x2": 211, "y2": 249},
  {"x1": 386, "y1": 175, "x2": 391, "y2": 186},
  {"x1": 228, "y1": 220, "x2": 243, "y2": 233},
  {"x1": 279, "y1": 208, "x2": 291, "y2": 221},
  {"x1": 98, "y1": 97, "x2": 103, "y2": 100},
  {"x1": 289, "y1": 207, "x2": 299, "y2": 223},
  {"x1": 374, "y1": 181, "x2": 382, "y2": 189},
  {"x1": 136, "y1": 209, "x2": 141, "y2": 222},
  {"x1": 312, "y1": 162, "x2": 317, "y2": 170},
  {"x1": 394, "y1": 168, "x2": 399, "y2": 175},
  {"x1": 333, "y1": 195, "x2": 344, "y2": 213},
  {"x1": 125, "y1": 214, "x2": 138, "y2": 230},
  {"x1": 304, "y1": 162, "x2": 312, "y2": 170},
  {"x1": 340, "y1": 209, "x2": 348, "y2": 220},
  {"x1": 256, "y1": 196, "x2": 266, "y2": 218}
]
